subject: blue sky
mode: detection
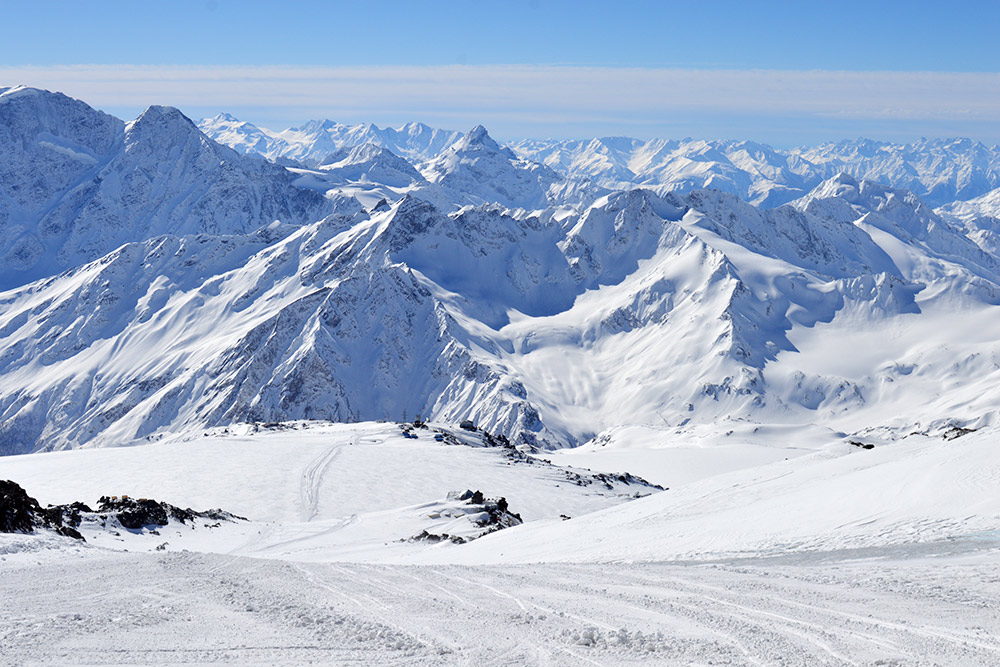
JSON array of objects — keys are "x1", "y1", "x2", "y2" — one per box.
[{"x1": 3, "y1": 0, "x2": 999, "y2": 145}]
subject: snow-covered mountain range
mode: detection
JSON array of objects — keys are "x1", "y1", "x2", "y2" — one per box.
[
  {"x1": 201, "y1": 113, "x2": 1000, "y2": 209},
  {"x1": 512, "y1": 136, "x2": 1000, "y2": 208},
  {"x1": 198, "y1": 113, "x2": 463, "y2": 166},
  {"x1": 1, "y1": 87, "x2": 999, "y2": 457}
]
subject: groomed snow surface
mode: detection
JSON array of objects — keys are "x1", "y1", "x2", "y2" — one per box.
[{"x1": 3, "y1": 421, "x2": 1000, "y2": 665}]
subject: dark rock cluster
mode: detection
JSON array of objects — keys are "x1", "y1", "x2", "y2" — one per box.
[
  {"x1": 97, "y1": 495, "x2": 244, "y2": 530},
  {"x1": 0, "y1": 480, "x2": 88, "y2": 540},
  {"x1": 0, "y1": 480, "x2": 245, "y2": 543}
]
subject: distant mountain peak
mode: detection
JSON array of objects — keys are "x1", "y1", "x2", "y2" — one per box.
[
  {"x1": 296, "y1": 118, "x2": 338, "y2": 133},
  {"x1": 0, "y1": 84, "x2": 30, "y2": 100},
  {"x1": 831, "y1": 171, "x2": 860, "y2": 187},
  {"x1": 454, "y1": 124, "x2": 502, "y2": 152},
  {"x1": 132, "y1": 104, "x2": 198, "y2": 130}
]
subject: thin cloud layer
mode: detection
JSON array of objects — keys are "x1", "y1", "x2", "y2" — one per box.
[{"x1": 3, "y1": 65, "x2": 998, "y2": 141}]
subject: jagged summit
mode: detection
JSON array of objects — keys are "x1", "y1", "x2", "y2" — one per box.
[
  {"x1": 198, "y1": 116, "x2": 465, "y2": 165},
  {"x1": 451, "y1": 124, "x2": 504, "y2": 153},
  {"x1": 209, "y1": 111, "x2": 241, "y2": 123},
  {"x1": 199, "y1": 112, "x2": 1000, "y2": 207},
  {"x1": 127, "y1": 105, "x2": 204, "y2": 142},
  {"x1": 806, "y1": 172, "x2": 862, "y2": 201},
  {"x1": 294, "y1": 118, "x2": 339, "y2": 134},
  {"x1": 421, "y1": 124, "x2": 564, "y2": 209}
]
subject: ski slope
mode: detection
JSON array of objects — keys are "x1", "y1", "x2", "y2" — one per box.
[
  {"x1": 4, "y1": 550, "x2": 1000, "y2": 665},
  {"x1": 2, "y1": 421, "x2": 999, "y2": 665}
]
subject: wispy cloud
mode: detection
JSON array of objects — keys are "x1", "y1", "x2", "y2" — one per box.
[{"x1": 3, "y1": 65, "x2": 999, "y2": 142}]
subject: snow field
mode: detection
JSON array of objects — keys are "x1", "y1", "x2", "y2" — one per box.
[
  {"x1": 0, "y1": 421, "x2": 659, "y2": 561},
  {"x1": 436, "y1": 426, "x2": 1000, "y2": 565},
  {"x1": 3, "y1": 549, "x2": 1000, "y2": 665}
]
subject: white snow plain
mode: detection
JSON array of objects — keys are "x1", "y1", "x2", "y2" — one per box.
[{"x1": 3, "y1": 420, "x2": 999, "y2": 665}]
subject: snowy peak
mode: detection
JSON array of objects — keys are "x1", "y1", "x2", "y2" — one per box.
[
  {"x1": 2, "y1": 168, "x2": 1000, "y2": 454},
  {"x1": 132, "y1": 104, "x2": 197, "y2": 129},
  {"x1": 808, "y1": 172, "x2": 861, "y2": 201},
  {"x1": 200, "y1": 116, "x2": 465, "y2": 166},
  {"x1": 798, "y1": 174, "x2": 942, "y2": 240},
  {"x1": 0, "y1": 89, "x2": 333, "y2": 289},
  {"x1": 4, "y1": 88, "x2": 1000, "y2": 461},
  {"x1": 451, "y1": 124, "x2": 505, "y2": 154},
  {"x1": 421, "y1": 125, "x2": 565, "y2": 210},
  {"x1": 210, "y1": 111, "x2": 241, "y2": 123},
  {"x1": 196, "y1": 113, "x2": 274, "y2": 155},
  {"x1": 125, "y1": 105, "x2": 222, "y2": 155},
  {"x1": 794, "y1": 176, "x2": 1000, "y2": 288},
  {"x1": 317, "y1": 143, "x2": 423, "y2": 187},
  {"x1": 295, "y1": 118, "x2": 338, "y2": 134}
]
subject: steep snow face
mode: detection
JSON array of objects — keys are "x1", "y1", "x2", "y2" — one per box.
[
  {"x1": 198, "y1": 115, "x2": 463, "y2": 166},
  {"x1": 3, "y1": 90, "x2": 1000, "y2": 457},
  {"x1": 937, "y1": 186, "x2": 1000, "y2": 257},
  {"x1": 0, "y1": 199, "x2": 559, "y2": 454},
  {"x1": 0, "y1": 89, "x2": 333, "y2": 290},
  {"x1": 792, "y1": 174, "x2": 1000, "y2": 293},
  {"x1": 0, "y1": 87, "x2": 124, "y2": 282}
]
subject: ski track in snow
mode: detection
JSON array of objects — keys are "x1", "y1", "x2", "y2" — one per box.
[
  {"x1": 299, "y1": 435, "x2": 355, "y2": 522},
  {"x1": 3, "y1": 548, "x2": 1000, "y2": 666}
]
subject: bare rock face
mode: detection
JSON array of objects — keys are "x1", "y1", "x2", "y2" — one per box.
[
  {"x1": 0, "y1": 479, "x2": 39, "y2": 533},
  {"x1": 0, "y1": 480, "x2": 88, "y2": 539}
]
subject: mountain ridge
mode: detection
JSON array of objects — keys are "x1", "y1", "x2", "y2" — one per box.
[
  {"x1": 1, "y1": 87, "x2": 999, "y2": 456},
  {"x1": 199, "y1": 111, "x2": 1000, "y2": 209}
]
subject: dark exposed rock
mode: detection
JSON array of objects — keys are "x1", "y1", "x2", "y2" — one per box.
[
  {"x1": 943, "y1": 426, "x2": 977, "y2": 441},
  {"x1": 1, "y1": 480, "x2": 89, "y2": 540},
  {"x1": 0, "y1": 480, "x2": 40, "y2": 533},
  {"x1": 476, "y1": 495, "x2": 522, "y2": 530},
  {"x1": 409, "y1": 530, "x2": 467, "y2": 544},
  {"x1": 100, "y1": 497, "x2": 170, "y2": 529},
  {"x1": 1, "y1": 480, "x2": 245, "y2": 543},
  {"x1": 97, "y1": 495, "x2": 246, "y2": 530},
  {"x1": 561, "y1": 469, "x2": 666, "y2": 491}
]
